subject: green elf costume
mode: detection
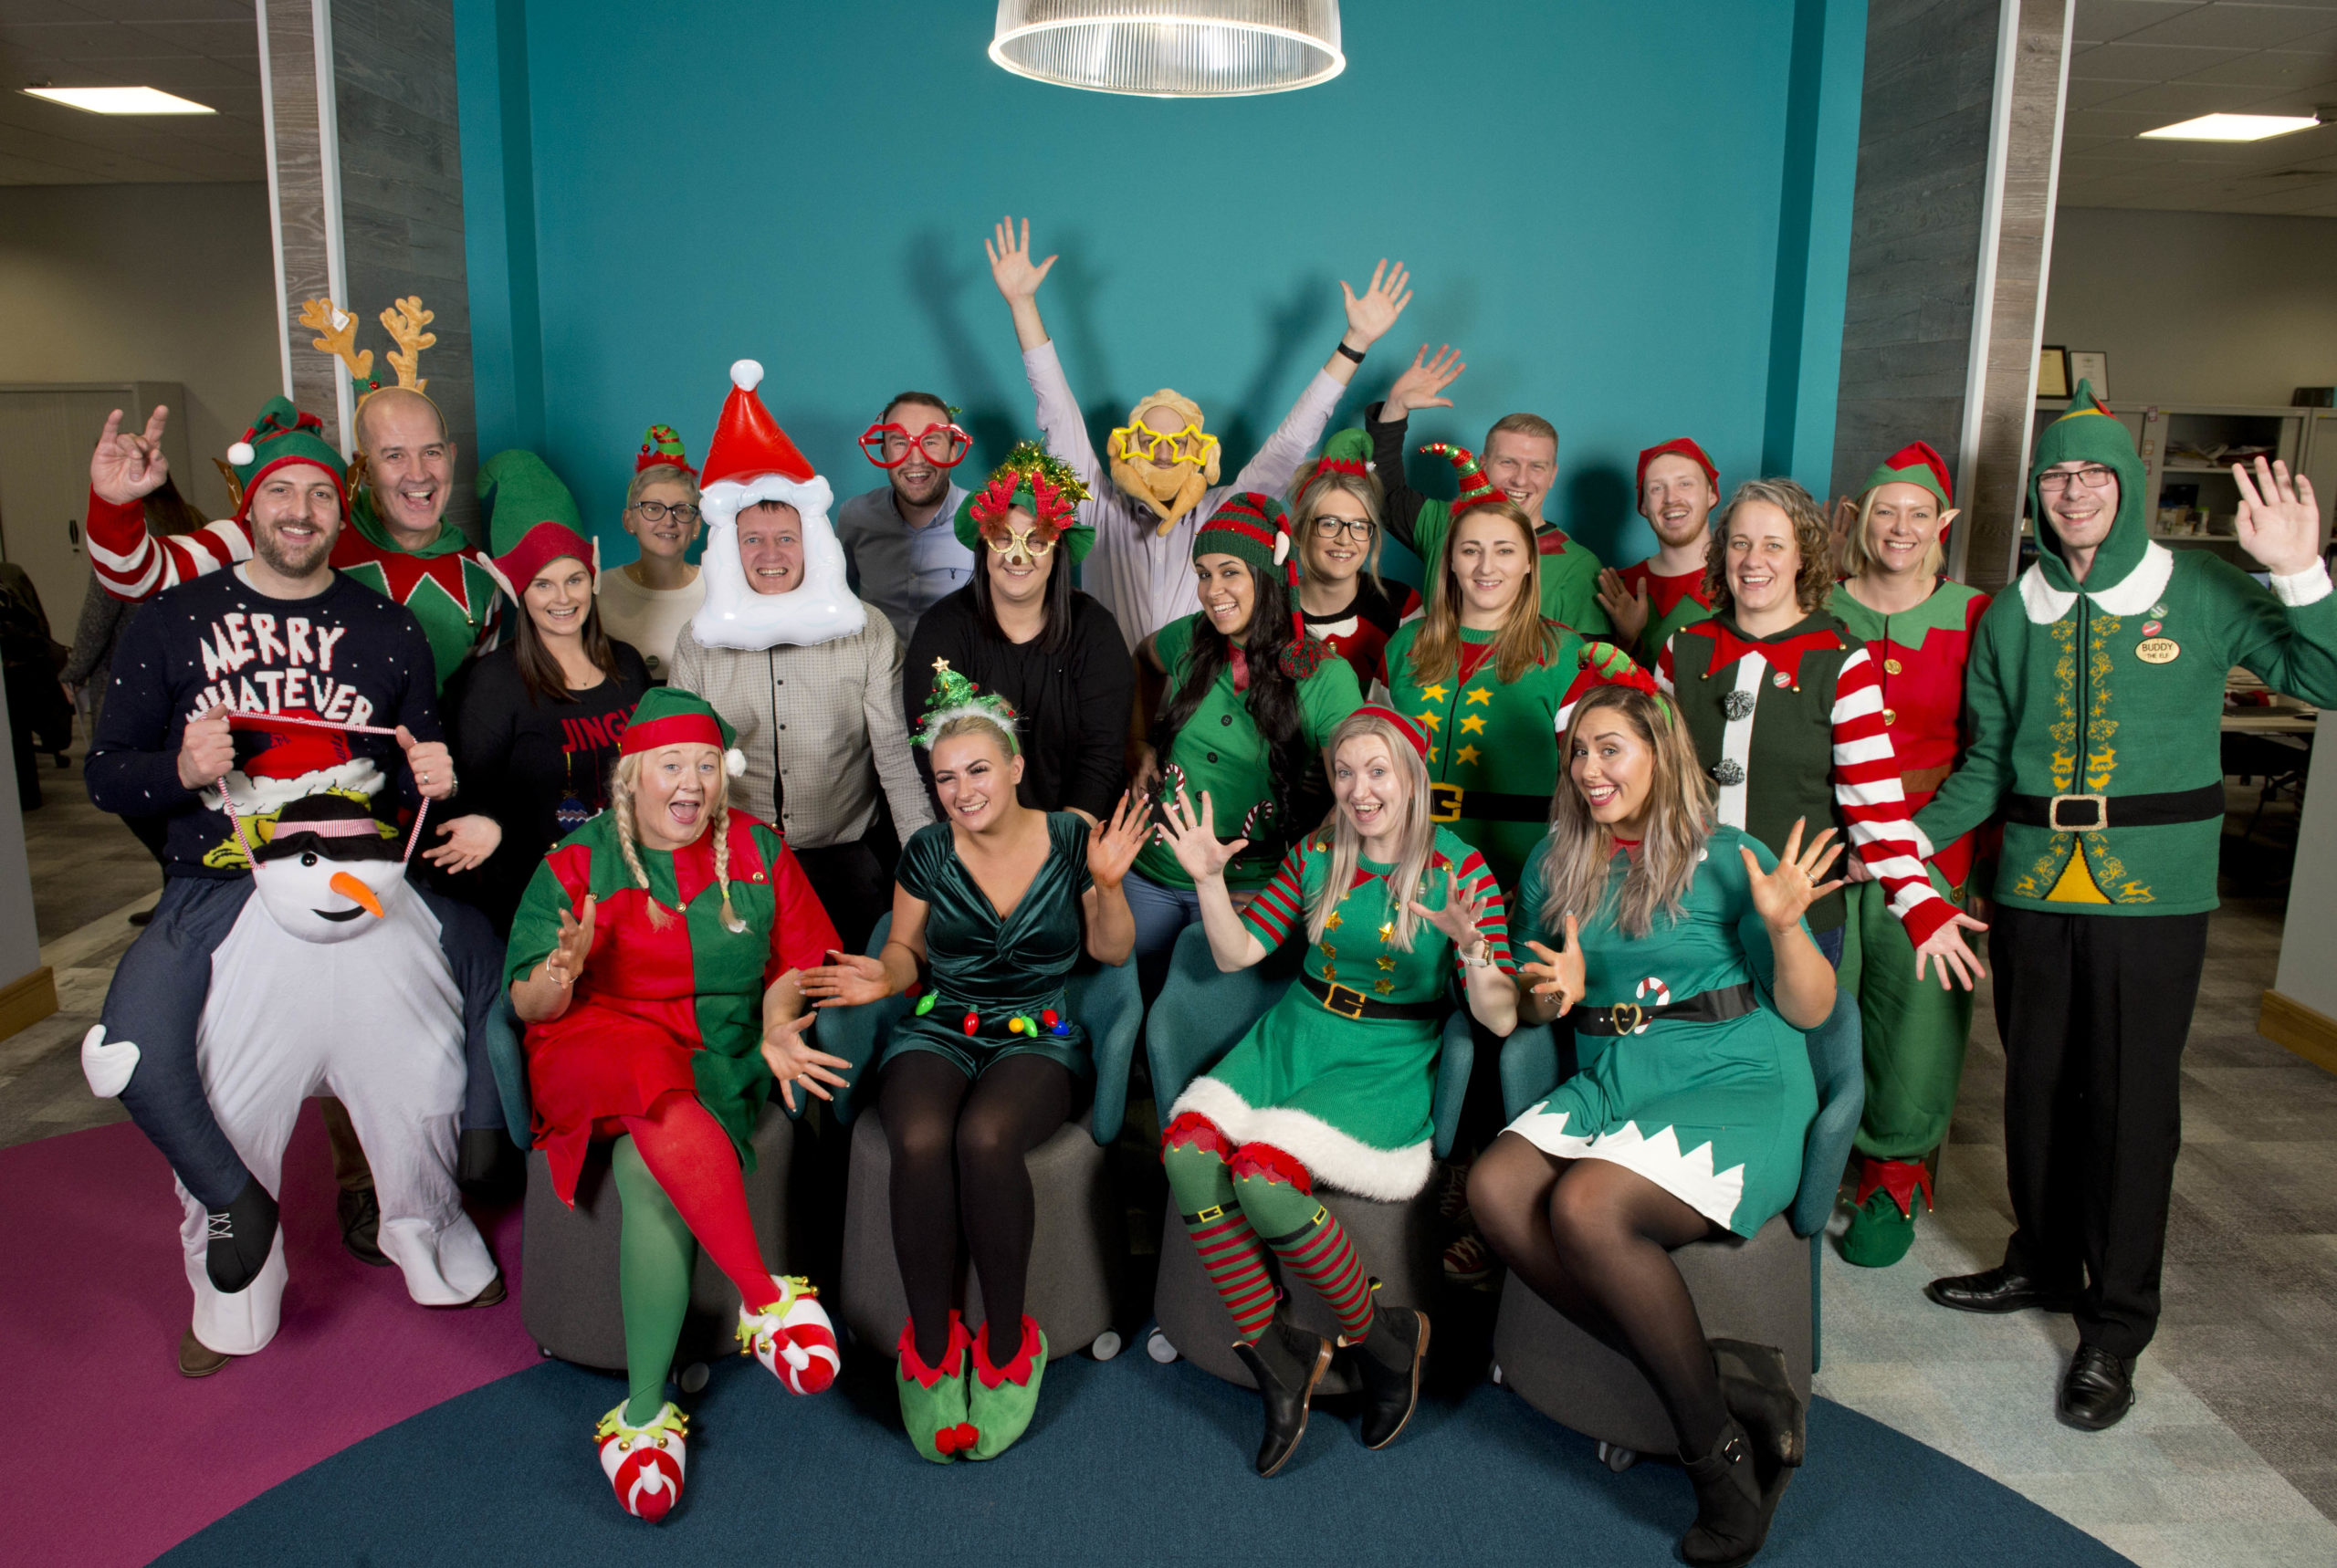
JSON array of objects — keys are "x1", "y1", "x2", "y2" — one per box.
[
  {"x1": 1378, "y1": 443, "x2": 1599, "y2": 889},
  {"x1": 1164, "y1": 705, "x2": 1507, "y2": 1470},
  {"x1": 1365, "y1": 402, "x2": 1612, "y2": 635},
  {"x1": 1824, "y1": 441, "x2": 1992, "y2": 1267},
  {"x1": 506, "y1": 687, "x2": 844, "y2": 1520},
  {"x1": 1915, "y1": 383, "x2": 2337, "y2": 1413}
]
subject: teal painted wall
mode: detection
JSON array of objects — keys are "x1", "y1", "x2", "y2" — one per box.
[{"x1": 458, "y1": 0, "x2": 1865, "y2": 579}]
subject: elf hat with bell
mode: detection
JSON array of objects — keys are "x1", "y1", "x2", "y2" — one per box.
[
  {"x1": 691, "y1": 359, "x2": 862, "y2": 652},
  {"x1": 620, "y1": 686, "x2": 747, "y2": 779},
  {"x1": 224, "y1": 396, "x2": 349, "y2": 522},
  {"x1": 1861, "y1": 439, "x2": 1954, "y2": 509},
  {"x1": 636, "y1": 423, "x2": 697, "y2": 477},
  {"x1": 473, "y1": 449, "x2": 596, "y2": 604},
  {"x1": 1420, "y1": 442, "x2": 1504, "y2": 517}
]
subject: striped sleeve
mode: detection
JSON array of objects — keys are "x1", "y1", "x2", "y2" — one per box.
[
  {"x1": 1654, "y1": 632, "x2": 1679, "y2": 695},
  {"x1": 85, "y1": 489, "x2": 249, "y2": 601},
  {"x1": 1829, "y1": 647, "x2": 1954, "y2": 946},
  {"x1": 1446, "y1": 847, "x2": 1514, "y2": 974},
  {"x1": 1239, "y1": 841, "x2": 1313, "y2": 950}
]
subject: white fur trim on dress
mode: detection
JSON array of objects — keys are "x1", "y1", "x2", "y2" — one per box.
[
  {"x1": 691, "y1": 470, "x2": 866, "y2": 650},
  {"x1": 1504, "y1": 1104, "x2": 1748, "y2": 1231},
  {"x1": 1170, "y1": 1075, "x2": 1433, "y2": 1203}
]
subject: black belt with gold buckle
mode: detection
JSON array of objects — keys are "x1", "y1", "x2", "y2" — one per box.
[
  {"x1": 1571, "y1": 982, "x2": 1759, "y2": 1036},
  {"x1": 1428, "y1": 780, "x2": 1547, "y2": 824},
  {"x1": 2005, "y1": 784, "x2": 2225, "y2": 833},
  {"x1": 1301, "y1": 971, "x2": 1445, "y2": 1021}
]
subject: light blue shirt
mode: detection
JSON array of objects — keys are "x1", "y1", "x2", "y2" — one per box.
[{"x1": 834, "y1": 480, "x2": 974, "y2": 642}]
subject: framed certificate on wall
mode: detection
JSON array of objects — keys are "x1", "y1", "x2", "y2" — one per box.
[
  {"x1": 2070, "y1": 350, "x2": 2109, "y2": 399},
  {"x1": 2038, "y1": 345, "x2": 2071, "y2": 401}
]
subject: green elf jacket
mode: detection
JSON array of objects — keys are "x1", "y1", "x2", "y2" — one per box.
[{"x1": 1914, "y1": 390, "x2": 2337, "y2": 915}]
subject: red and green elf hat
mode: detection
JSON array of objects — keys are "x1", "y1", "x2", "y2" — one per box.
[
  {"x1": 1860, "y1": 439, "x2": 1954, "y2": 508},
  {"x1": 1297, "y1": 426, "x2": 1374, "y2": 498},
  {"x1": 620, "y1": 686, "x2": 746, "y2": 777},
  {"x1": 224, "y1": 395, "x2": 348, "y2": 522},
  {"x1": 1636, "y1": 437, "x2": 1720, "y2": 497},
  {"x1": 1420, "y1": 442, "x2": 1503, "y2": 517},
  {"x1": 635, "y1": 423, "x2": 697, "y2": 476},
  {"x1": 1192, "y1": 491, "x2": 1334, "y2": 678},
  {"x1": 473, "y1": 448, "x2": 597, "y2": 604},
  {"x1": 1349, "y1": 703, "x2": 1430, "y2": 759},
  {"x1": 955, "y1": 440, "x2": 1095, "y2": 561}
]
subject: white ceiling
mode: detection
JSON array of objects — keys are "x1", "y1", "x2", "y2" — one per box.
[
  {"x1": 0, "y1": 1, "x2": 262, "y2": 185},
  {"x1": 2062, "y1": 0, "x2": 2337, "y2": 213}
]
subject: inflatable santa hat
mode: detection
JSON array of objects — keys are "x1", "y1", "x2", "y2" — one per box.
[{"x1": 691, "y1": 359, "x2": 863, "y2": 650}]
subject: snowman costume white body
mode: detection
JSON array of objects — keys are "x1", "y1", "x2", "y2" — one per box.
[{"x1": 173, "y1": 840, "x2": 496, "y2": 1355}]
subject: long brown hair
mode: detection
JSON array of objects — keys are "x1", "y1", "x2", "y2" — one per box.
[
  {"x1": 1539, "y1": 685, "x2": 1713, "y2": 939},
  {"x1": 1703, "y1": 476, "x2": 1835, "y2": 619},
  {"x1": 1406, "y1": 498, "x2": 1558, "y2": 685},
  {"x1": 513, "y1": 559, "x2": 620, "y2": 705}
]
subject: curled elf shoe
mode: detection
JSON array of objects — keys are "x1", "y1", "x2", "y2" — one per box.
[
  {"x1": 737, "y1": 1275, "x2": 839, "y2": 1395},
  {"x1": 1711, "y1": 1338, "x2": 1805, "y2": 1467},
  {"x1": 896, "y1": 1312, "x2": 979, "y2": 1464},
  {"x1": 1839, "y1": 1157, "x2": 1931, "y2": 1269},
  {"x1": 1229, "y1": 1310, "x2": 1333, "y2": 1479},
  {"x1": 1348, "y1": 1299, "x2": 1430, "y2": 1449},
  {"x1": 967, "y1": 1314, "x2": 1049, "y2": 1460},
  {"x1": 1680, "y1": 1417, "x2": 1783, "y2": 1568},
  {"x1": 596, "y1": 1401, "x2": 688, "y2": 1523}
]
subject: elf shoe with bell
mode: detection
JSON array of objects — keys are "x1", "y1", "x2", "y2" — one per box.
[
  {"x1": 596, "y1": 1401, "x2": 688, "y2": 1523},
  {"x1": 968, "y1": 1314, "x2": 1049, "y2": 1460},
  {"x1": 738, "y1": 1275, "x2": 840, "y2": 1394},
  {"x1": 1840, "y1": 1157, "x2": 1933, "y2": 1269},
  {"x1": 897, "y1": 1312, "x2": 980, "y2": 1464}
]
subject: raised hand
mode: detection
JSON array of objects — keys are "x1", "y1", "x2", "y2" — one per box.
[
  {"x1": 396, "y1": 725, "x2": 456, "y2": 801},
  {"x1": 2233, "y1": 456, "x2": 2323, "y2": 577},
  {"x1": 1384, "y1": 343, "x2": 1465, "y2": 416},
  {"x1": 90, "y1": 405, "x2": 172, "y2": 506},
  {"x1": 1339, "y1": 259, "x2": 1413, "y2": 350},
  {"x1": 423, "y1": 812, "x2": 500, "y2": 873},
  {"x1": 1594, "y1": 568, "x2": 1651, "y2": 646},
  {"x1": 177, "y1": 702, "x2": 235, "y2": 789},
  {"x1": 1408, "y1": 866, "x2": 1491, "y2": 953},
  {"x1": 1154, "y1": 785, "x2": 1248, "y2": 884},
  {"x1": 1913, "y1": 908, "x2": 1989, "y2": 992},
  {"x1": 1087, "y1": 790, "x2": 1148, "y2": 890},
  {"x1": 985, "y1": 214, "x2": 1057, "y2": 302},
  {"x1": 798, "y1": 950, "x2": 892, "y2": 1009},
  {"x1": 760, "y1": 1012, "x2": 854, "y2": 1112},
  {"x1": 1518, "y1": 920, "x2": 1586, "y2": 1016},
  {"x1": 1741, "y1": 818, "x2": 1845, "y2": 933},
  {"x1": 545, "y1": 894, "x2": 597, "y2": 988}
]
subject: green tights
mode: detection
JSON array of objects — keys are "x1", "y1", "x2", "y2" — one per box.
[{"x1": 613, "y1": 1134, "x2": 696, "y2": 1425}]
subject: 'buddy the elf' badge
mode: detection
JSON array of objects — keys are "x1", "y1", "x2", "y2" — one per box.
[{"x1": 2136, "y1": 636, "x2": 2180, "y2": 664}]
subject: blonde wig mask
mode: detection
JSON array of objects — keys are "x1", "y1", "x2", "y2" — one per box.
[{"x1": 1108, "y1": 388, "x2": 1221, "y2": 534}]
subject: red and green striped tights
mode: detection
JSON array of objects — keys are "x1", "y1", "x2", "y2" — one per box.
[{"x1": 1162, "y1": 1113, "x2": 1375, "y2": 1343}]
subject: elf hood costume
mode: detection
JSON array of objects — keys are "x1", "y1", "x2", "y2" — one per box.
[
  {"x1": 473, "y1": 448, "x2": 596, "y2": 604},
  {"x1": 1915, "y1": 382, "x2": 2337, "y2": 912},
  {"x1": 691, "y1": 360, "x2": 863, "y2": 651}
]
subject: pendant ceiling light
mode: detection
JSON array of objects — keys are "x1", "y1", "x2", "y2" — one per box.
[{"x1": 990, "y1": 0, "x2": 1344, "y2": 99}]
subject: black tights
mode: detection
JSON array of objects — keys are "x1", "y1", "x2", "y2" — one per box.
[
  {"x1": 1470, "y1": 1131, "x2": 1729, "y2": 1456},
  {"x1": 880, "y1": 1051, "x2": 1075, "y2": 1367}
]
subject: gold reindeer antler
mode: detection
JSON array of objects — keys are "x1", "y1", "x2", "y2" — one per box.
[
  {"x1": 378, "y1": 296, "x2": 435, "y2": 392},
  {"x1": 299, "y1": 297, "x2": 373, "y2": 385}
]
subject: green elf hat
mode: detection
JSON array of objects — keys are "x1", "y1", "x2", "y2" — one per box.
[
  {"x1": 2028, "y1": 380, "x2": 2145, "y2": 588},
  {"x1": 916, "y1": 657, "x2": 1022, "y2": 753},
  {"x1": 619, "y1": 685, "x2": 746, "y2": 778},
  {"x1": 1861, "y1": 439, "x2": 1954, "y2": 508},
  {"x1": 223, "y1": 396, "x2": 348, "y2": 522},
  {"x1": 1193, "y1": 491, "x2": 1335, "y2": 679},
  {"x1": 1420, "y1": 442, "x2": 1504, "y2": 517},
  {"x1": 1295, "y1": 426, "x2": 1375, "y2": 499},
  {"x1": 473, "y1": 449, "x2": 597, "y2": 604},
  {"x1": 635, "y1": 423, "x2": 697, "y2": 477},
  {"x1": 955, "y1": 440, "x2": 1095, "y2": 562}
]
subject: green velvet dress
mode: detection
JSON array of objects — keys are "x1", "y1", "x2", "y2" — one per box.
[{"x1": 879, "y1": 813, "x2": 1094, "y2": 1081}]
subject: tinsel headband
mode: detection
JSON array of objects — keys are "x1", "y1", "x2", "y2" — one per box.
[{"x1": 917, "y1": 659, "x2": 1022, "y2": 754}]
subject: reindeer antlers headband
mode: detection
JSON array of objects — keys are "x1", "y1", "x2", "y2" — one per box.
[{"x1": 300, "y1": 295, "x2": 439, "y2": 408}]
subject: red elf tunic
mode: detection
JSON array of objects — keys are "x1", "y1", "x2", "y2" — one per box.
[
  {"x1": 506, "y1": 809, "x2": 839, "y2": 1204},
  {"x1": 1615, "y1": 559, "x2": 1714, "y2": 669}
]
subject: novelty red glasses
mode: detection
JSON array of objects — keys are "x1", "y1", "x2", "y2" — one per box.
[{"x1": 859, "y1": 423, "x2": 973, "y2": 469}]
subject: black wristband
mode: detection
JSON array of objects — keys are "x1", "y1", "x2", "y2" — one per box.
[{"x1": 1336, "y1": 340, "x2": 1366, "y2": 364}]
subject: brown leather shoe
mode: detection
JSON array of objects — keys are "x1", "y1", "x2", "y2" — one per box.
[
  {"x1": 178, "y1": 1327, "x2": 233, "y2": 1378},
  {"x1": 463, "y1": 1273, "x2": 508, "y2": 1309}
]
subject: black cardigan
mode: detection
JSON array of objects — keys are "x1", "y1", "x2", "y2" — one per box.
[{"x1": 902, "y1": 587, "x2": 1133, "y2": 821}]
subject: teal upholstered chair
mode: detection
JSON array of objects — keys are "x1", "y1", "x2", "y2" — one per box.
[
  {"x1": 1146, "y1": 921, "x2": 1474, "y2": 1392},
  {"x1": 815, "y1": 912, "x2": 1142, "y2": 1361},
  {"x1": 1489, "y1": 983, "x2": 1864, "y2": 1468}
]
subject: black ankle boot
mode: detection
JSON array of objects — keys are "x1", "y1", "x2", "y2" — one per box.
[
  {"x1": 1229, "y1": 1311, "x2": 1332, "y2": 1478},
  {"x1": 204, "y1": 1177, "x2": 279, "y2": 1293},
  {"x1": 1350, "y1": 1300, "x2": 1430, "y2": 1449},
  {"x1": 1680, "y1": 1418, "x2": 1777, "y2": 1567},
  {"x1": 1711, "y1": 1338, "x2": 1804, "y2": 1467}
]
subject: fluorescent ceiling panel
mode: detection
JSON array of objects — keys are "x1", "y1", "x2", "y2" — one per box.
[
  {"x1": 2139, "y1": 111, "x2": 2320, "y2": 141},
  {"x1": 22, "y1": 86, "x2": 216, "y2": 116}
]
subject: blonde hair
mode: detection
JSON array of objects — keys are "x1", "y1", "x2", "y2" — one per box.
[
  {"x1": 1484, "y1": 411, "x2": 1558, "y2": 456},
  {"x1": 1540, "y1": 685, "x2": 1713, "y2": 939},
  {"x1": 1838, "y1": 482, "x2": 1947, "y2": 580},
  {"x1": 1703, "y1": 476, "x2": 1836, "y2": 618},
  {"x1": 1406, "y1": 498, "x2": 1560, "y2": 686},
  {"x1": 1308, "y1": 710, "x2": 1436, "y2": 951},
  {"x1": 1291, "y1": 467, "x2": 1389, "y2": 591},
  {"x1": 922, "y1": 711, "x2": 1020, "y2": 758},
  {"x1": 626, "y1": 463, "x2": 701, "y2": 510},
  {"x1": 610, "y1": 749, "x2": 747, "y2": 934}
]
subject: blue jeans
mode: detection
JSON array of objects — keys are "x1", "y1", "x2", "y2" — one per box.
[
  {"x1": 1124, "y1": 872, "x2": 1206, "y2": 960},
  {"x1": 1814, "y1": 923, "x2": 1846, "y2": 969}
]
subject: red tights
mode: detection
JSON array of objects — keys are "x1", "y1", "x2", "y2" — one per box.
[{"x1": 597, "y1": 1092, "x2": 777, "y2": 1312}]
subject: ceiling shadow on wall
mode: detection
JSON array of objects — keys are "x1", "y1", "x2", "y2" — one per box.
[
  {"x1": 903, "y1": 227, "x2": 1016, "y2": 464},
  {"x1": 1561, "y1": 462, "x2": 1634, "y2": 560}
]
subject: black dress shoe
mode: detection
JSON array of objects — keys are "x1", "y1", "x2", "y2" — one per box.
[
  {"x1": 1923, "y1": 1265, "x2": 2076, "y2": 1315},
  {"x1": 1229, "y1": 1312, "x2": 1333, "y2": 1478},
  {"x1": 338, "y1": 1186, "x2": 391, "y2": 1267},
  {"x1": 2058, "y1": 1345, "x2": 2135, "y2": 1431},
  {"x1": 1350, "y1": 1301, "x2": 1430, "y2": 1449},
  {"x1": 204, "y1": 1177, "x2": 279, "y2": 1293},
  {"x1": 1713, "y1": 1337, "x2": 1805, "y2": 1467}
]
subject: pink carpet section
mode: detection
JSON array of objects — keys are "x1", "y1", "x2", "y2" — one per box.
[{"x1": 0, "y1": 1105, "x2": 539, "y2": 1568}]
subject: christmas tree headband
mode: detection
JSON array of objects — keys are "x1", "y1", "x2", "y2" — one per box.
[
  {"x1": 916, "y1": 659, "x2": 1021, "y2": 754},
  {"x1": 956, "y1": 440, "x2": 1095, "y2": 562}
]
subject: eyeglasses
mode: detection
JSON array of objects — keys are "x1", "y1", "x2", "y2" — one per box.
[
  {"x1": 1110, "y1": 422, "x2": 1218, "y2": 466},
  {"x1": 860, "y1": 422, "x2": 972, "y2": 469},
  {"x1": 1311, "y1": 516, "x2": 1373, "y2": 542},
  {"x1": 983, "y1": 528, "x2": 1057, "y2": 560},
  {"x1": 630, "y1": 500, "x2": 700, "y2": 523},
  {"x1": 2038, "y1": 465, "x2": 2116, "y2": 495}
]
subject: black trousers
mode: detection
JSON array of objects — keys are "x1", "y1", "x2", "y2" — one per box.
[
  {"x1": 1989, "y1": 904, "x2": 2208, "y2": 1360},
  {"x1": 791, "y1": 834, "x2": 893, "y2": 959}
]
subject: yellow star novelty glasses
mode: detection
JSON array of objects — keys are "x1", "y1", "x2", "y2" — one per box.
[{"x1": 1110, "y1": 421, "x2": 1219, "y2": 467}]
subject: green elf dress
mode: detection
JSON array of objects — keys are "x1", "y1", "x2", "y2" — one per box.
[{"x1": 1503, "y1": 827, "x2": 1818, "y2": 1238}]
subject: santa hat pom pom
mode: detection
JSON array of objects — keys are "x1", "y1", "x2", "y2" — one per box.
[
  {"x1": 226, "y1": 441, "x2": 255, "y2": 466},
  {"x1": 725, "y1": 748, "x2": 747, "y2": 779},
  {"x1": 729, "y1": 360, "x2": 763, "y2": 392}
]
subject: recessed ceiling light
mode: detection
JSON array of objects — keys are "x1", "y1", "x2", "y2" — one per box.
[
  {"x1": 23, "y1": 85, "x2": 215, "y2": 115},
  {"x1": 2140, "y1": 112, "x2": 2319, "y2": 142}
]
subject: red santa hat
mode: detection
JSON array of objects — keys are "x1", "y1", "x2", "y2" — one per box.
[
  {"x1": 1636, "y1": 437, "x2": 1720, "y2": 497},
  {"x1": 691, "y1": 360, "x2": 860, "y2": 651}
]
